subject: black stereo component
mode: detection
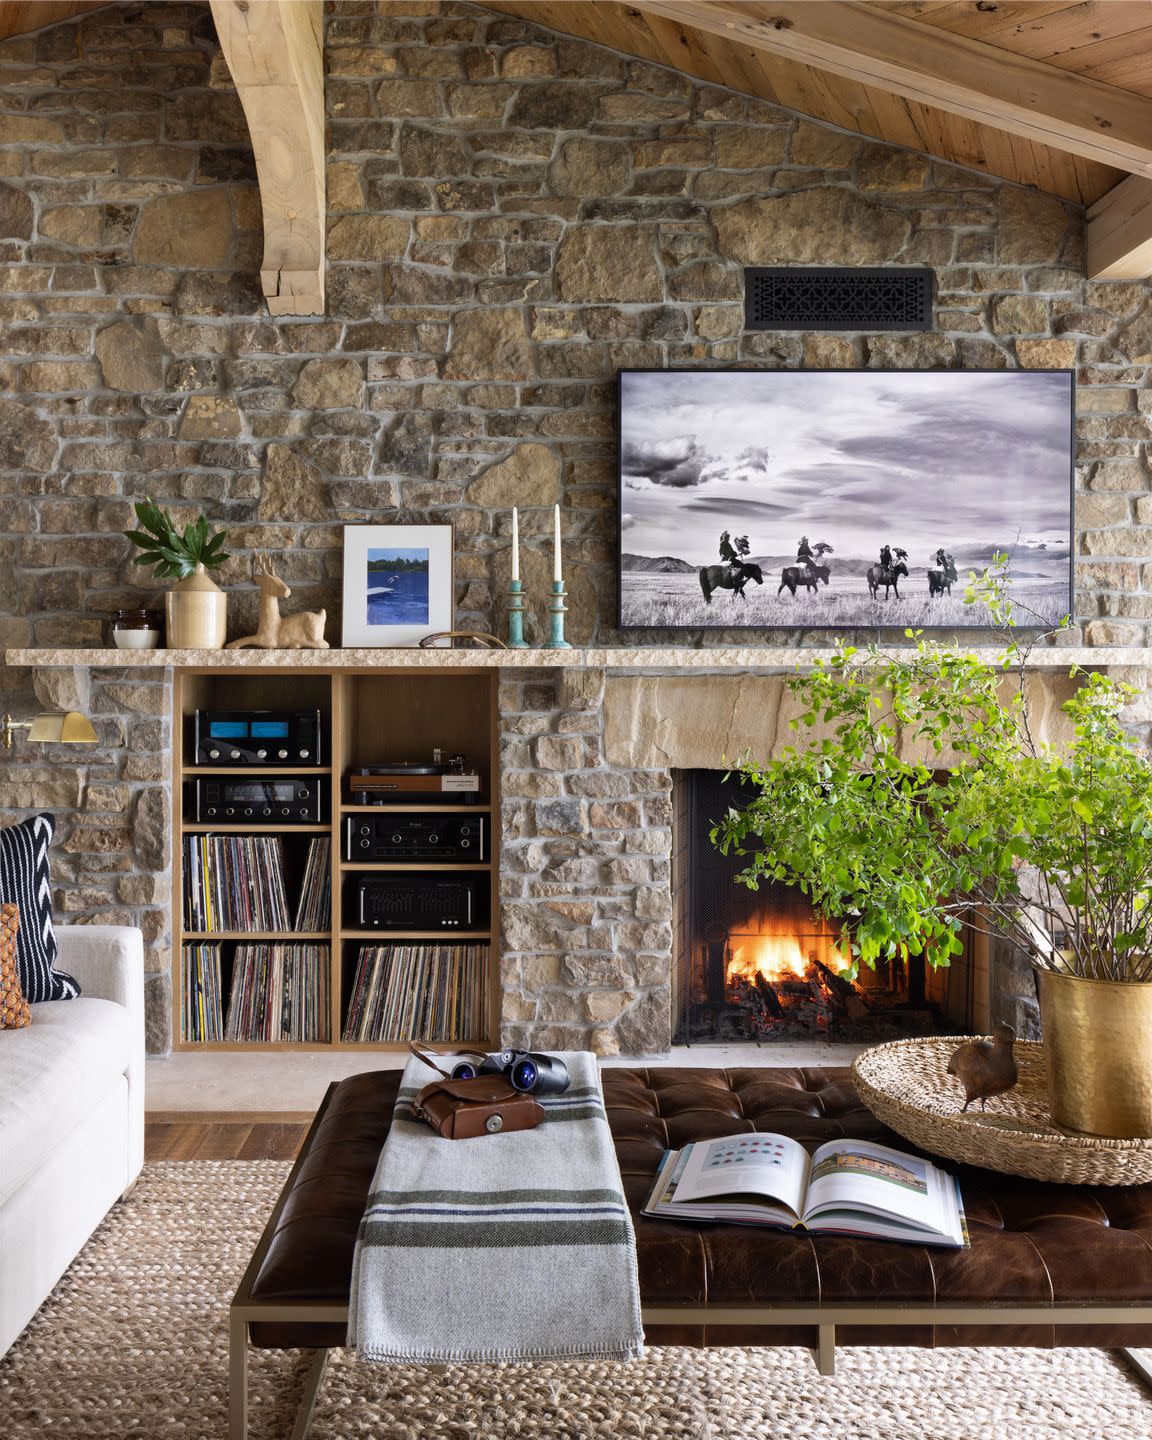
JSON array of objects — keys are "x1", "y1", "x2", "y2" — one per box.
[
  {"x1": 355, "y1": 875, "x2": 483, "y2": 930},
  {"x1": 194, "y1": 709, "x2": 322, "y2": 766},
  {"x1": 344, "y1": 813, "x2": 485, "y2": 863},
  {"x1": 193, "y1": 777, "x2": 324, "y2": 824}
]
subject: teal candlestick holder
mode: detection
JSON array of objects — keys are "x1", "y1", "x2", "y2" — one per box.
[
  {"x1": 506, "y1": 579, "x2": 529, "y2": 648},
  {"x1": 543, "y1": 580, "x2": 571, "y2": 649}
]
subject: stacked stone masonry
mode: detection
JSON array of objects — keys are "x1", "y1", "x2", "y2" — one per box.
[{"x1": 0, "y1": 0, "x2": 1148, "y2": 1050}]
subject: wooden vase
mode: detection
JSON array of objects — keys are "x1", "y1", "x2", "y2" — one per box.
[{"x1": 165, "y1": 563, "x2": 227, "y2": 649}]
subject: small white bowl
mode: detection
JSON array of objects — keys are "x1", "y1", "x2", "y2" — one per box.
[{"x1": 113, "y1": 629, "x2": 162, "y2": 650}]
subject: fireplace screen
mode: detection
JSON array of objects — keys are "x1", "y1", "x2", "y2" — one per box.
[{"x1": 673, "y1": 770, "x2": 945, "y2": 1043}]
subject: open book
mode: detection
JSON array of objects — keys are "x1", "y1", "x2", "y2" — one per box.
[{"x1": 643, "y1": 1134, "x2": 968, "y2": 1248}]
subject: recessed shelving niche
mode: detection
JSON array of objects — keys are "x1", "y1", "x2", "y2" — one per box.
[{"x1": 173, "y1": 665, "x2": 499, "y2": 1054}]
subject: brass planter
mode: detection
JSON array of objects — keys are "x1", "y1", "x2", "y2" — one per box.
[{"x1": 1038, "y1": 969, "x2": 1152, "y2": 1139}]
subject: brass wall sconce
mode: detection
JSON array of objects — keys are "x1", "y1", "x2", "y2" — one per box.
[{"x1": 1, "y1": 711, "x2": 98, "y2": 750}]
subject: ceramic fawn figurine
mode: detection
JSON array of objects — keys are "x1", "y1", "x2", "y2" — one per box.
[{"x1": 226, "y1": 557, "x2": 329, "y2": 650}]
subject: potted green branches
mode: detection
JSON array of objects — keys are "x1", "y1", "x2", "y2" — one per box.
[
  {"x1": 124, "y1": 498, "x2": 230, "y2": 649},
  {"x1": 712, "y1": 566, "x2": 1152, "y2": 1138}
]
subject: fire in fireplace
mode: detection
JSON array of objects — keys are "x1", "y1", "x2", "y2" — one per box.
[{"x1": 672, "y1": 770, "x2": 949, "y2": 1044}]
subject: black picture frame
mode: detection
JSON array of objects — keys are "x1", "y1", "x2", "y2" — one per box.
[{"x1": 615, "y1": 367, "x2": 1076, "y2": 634}]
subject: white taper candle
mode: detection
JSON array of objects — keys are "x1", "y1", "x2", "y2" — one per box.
[
  {"x1": 511, "y1": 506, "x2": 520, "y2": 583},
  {"x1": 553, "y1": 502, "x2": 562, "y2": 583}
]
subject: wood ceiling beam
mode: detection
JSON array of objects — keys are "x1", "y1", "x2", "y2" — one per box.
[
  {"x1": 209, "y1": 0, "x2": 325, "y2": 317},
  {"x1": 1087, "y1": 175, "x2": 1152, "y2": 280},
  {"x1": 629, "y1": 1, "x2": 1152, "y2": 179},
  {"x1": 0, "y1": 2, "x2": 105, "y2": 42}
]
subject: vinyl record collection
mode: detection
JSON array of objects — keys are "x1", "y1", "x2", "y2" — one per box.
[
  {"x1": 183, "y1": 835, "x2": 291, "y2": 932},
  {"x1": 183, "y1": 835, "x2": 330, "y2": 933},
  {"x1": 343, "y1": 943, "x2": 488, "y2": 1043},
  {"x1": 181, "y1": 943, "x2": 224, "y2": 1043},
  {"x1": 224, "y1": 943, "x2": 331, "y2": 1043},
  {"x1": 293, "y1": 838, "x2": 331, "y2": 931}
]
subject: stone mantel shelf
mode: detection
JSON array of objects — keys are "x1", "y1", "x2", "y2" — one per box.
[{"x1": 5, "y1": 645, "x2": 1149, "y2": 672}]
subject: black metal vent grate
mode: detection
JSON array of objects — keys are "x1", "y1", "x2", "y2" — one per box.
[{"x1": 744, "y1": 266, "x2": 934, "y2": 332}]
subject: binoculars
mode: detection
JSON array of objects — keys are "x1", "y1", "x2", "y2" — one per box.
[{"x1": 451, "y1": 1047, "x2": 570, "y2": 1097}]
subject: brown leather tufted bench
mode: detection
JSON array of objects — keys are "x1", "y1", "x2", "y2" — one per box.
[{"x1": 230, "y1": 1067, "x2": 1152, "y2": 1439}]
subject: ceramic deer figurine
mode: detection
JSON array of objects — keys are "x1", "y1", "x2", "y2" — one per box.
[{"x1": 226, "y1": 558, "x2": 329, "y2": 650}]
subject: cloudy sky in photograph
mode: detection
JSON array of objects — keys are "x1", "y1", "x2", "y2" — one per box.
[{"x1": 619, "y1": 369, "x2": 1073, "y2": 568}]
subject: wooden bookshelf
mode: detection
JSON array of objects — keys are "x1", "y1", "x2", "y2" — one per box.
[{"x1": 172, "y1": 664, "x2": 500, "y2": 1053}]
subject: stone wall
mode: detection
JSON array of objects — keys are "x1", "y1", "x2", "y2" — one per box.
[
  {"x1": 498, "y1": 666, "x2": 672, "y2": 1054},
  {"x1": 0, "y1": 0, "x2": 1149, "y2": 1051}
]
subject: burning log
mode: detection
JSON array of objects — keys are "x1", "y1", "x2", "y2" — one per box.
[
  {"x1": 754, "y1": 970, "x2": 784, "y2": 1017},
  {"x1": 814, "y1": 959, "x2": 871, "y2": 1021}
]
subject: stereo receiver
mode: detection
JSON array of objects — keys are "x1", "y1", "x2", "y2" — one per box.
[
  {"x1": 194, "y1": 709, "x2": 322, "y2": 766},
  {"x1": 192, "y1": 776, "x2": 324, "y2": 824},
  {"x1": 344, "y1": 813, "x2": 485, "y2": 863},
  {"x1": 355, "y1": 875, "x2": 484, "y2": 930}
]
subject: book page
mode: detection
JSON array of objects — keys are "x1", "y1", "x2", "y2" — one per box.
[
  {"x1": 670, "y1": 1132, "x2": 810, "y2": 1218},
  {"x1": 801, "y1": 1139, "x2": 942, "y2": 1230}
]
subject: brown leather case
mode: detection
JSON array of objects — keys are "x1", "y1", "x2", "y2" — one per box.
[{"x1": 414, "y1": 1074, "x2": 545, "y2": 1139}]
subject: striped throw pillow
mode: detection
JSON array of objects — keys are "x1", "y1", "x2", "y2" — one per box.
[{"x1": 0, "y1": 815, "x2": 79, "y2": 1003}]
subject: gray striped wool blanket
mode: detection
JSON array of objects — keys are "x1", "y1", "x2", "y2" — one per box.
[{"x1": 348, "y1": 1051, "x2": 644, "y2": 1363}]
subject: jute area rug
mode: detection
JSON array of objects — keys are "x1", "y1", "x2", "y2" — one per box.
[{"x1": 1, "y1": 1161, "x2": 1150, "y2": 1440}]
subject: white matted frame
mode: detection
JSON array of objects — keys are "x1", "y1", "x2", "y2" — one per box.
[{"x1": 341, "y1": 524, "x2": 454, "y2": 648}]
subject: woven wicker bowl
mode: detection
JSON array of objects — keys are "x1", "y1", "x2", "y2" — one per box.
[{"x1": 852, "y1": 1037, "x2": 1152, "y2": 1186}]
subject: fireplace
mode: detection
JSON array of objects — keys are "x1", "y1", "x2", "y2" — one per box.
[{"x1": 672, "y1": 770, "x2": 972, "y2": 1044}]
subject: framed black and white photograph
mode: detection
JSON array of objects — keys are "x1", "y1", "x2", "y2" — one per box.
[
  {"x1": 617, "y1": 369, "x2": 1075, "y2": 631},
  {"x1": 341, "y1": 524, "x2": 454, "y2": 647}
]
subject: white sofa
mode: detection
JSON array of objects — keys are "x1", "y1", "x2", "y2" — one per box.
[{"x1": 0, "y1": 925, "x2": 144, "y2": 1357}]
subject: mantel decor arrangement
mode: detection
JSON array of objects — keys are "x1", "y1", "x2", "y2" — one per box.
[
  {"x1": 123, "y1": 498, "x2": 230, "y2": 650},
  {"x1": 712, "y1": 562, "x2": 1152, "y2": 1140}
]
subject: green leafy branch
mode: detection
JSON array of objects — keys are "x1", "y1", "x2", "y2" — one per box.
[
  {"x1": 713, "y1": 565, "x2": 1152, "y2": 982},
  {"x1": 123, "y1": 497, "x2": 229, "y2": 581}
]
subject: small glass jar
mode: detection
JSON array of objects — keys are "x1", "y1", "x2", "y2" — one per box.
[{"x1": 110, "y1": 608, "x2": 163, "y2": 650}]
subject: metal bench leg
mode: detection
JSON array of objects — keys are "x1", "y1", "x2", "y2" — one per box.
[
  {"x1": 1120, "y1": 1349, "x2": 1152, "y2": 1394},
  {"x1": 290, "y1": 1350, "x2": 331, "y2": 1440},
  {"x1": 230, "y1": 1311, "x2": 249, "y2": 1440},
  {"x1": 815, "y1": 1324, "x2": 836, "y2": 1376}
]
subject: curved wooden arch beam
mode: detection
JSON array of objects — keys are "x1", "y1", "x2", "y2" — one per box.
[{"x1": 209, "y1": 0, "x2": 326, "y2": 316}]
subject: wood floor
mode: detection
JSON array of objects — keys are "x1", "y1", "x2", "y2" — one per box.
[{"x1": 145, "y1": 1114, "x2": 310, "y2": 1161}]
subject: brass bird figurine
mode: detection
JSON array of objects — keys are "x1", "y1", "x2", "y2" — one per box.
[{"x1": 947, "y1": 1024, "x2": 1019, "y2": 1113}]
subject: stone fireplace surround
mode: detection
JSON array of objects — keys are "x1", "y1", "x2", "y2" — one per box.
[{"x1": 5, "y1": 648, "x2": 1111, "y2": 1056}]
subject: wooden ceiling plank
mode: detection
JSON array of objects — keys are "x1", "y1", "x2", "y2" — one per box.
[
  {"x1": 909, "y1": 99, "x2": 991, "y2": 180},
  {"x1": 0, "y1": 1, "x2": 105, "y2": 43},
  {"x1": 1072, "y1": 152, "x2": 1116, "y2": 208},
  {"x1": 872, "y1": 1, "x2": 1089, "y2": 43},
  {"x1": 799, "y1": 64, "x2": 883, "y2": 133},
  {"x1": 864, "y1": 83, "x2": 933, "y2": 155},
  {"x1": 629, "y1": 0, "x2": 1152, "y2": 176},
  {"x1": 209, "y1": 0, "x2": 325, "y2": 317},
  {"x1": 974, "y1": 2, "x2": 1152, "y2": 62},
  {"x1": 1087, "y1": 173, "x2": 1152, "y2": 278},
  {"x1": 1077, "y1": 46, "x2": 1152, "y2": 99}
]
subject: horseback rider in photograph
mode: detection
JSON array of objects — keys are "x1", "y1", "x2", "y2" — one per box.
[
  {"x1": 879, "y1": 542, "x2": 893, "y2": 572},
  {"x1": 797, "y1": 534, "x2": 815, "y2": 572},
  {"x1": 719, "y1": 530, "x2": 750, "y2": 579}
]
